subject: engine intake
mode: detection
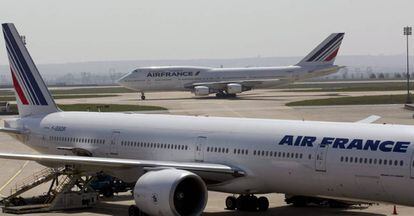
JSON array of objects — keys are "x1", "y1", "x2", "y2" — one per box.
[
  {"x1": 226, "y1": 83, "x2": 242, "y2": 94},
  {"x1": 193, "y1": 86, "x2": 210, "y2": 96},
  {"x1": 133, "y1": 169, "x2": 207, "y2": 216}
]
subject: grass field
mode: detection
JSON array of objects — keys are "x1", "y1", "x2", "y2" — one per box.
[
  {"x1": 286, "y1": 94, "x2": 409, "y2": 106},
  {"x1": 0, "y1": 87, "x2": 134, "y2": 97},
  {"x1": 3, "y1": 103, "x2": 167, "y2": 115},
  {"x1": 0, "y1": 94, "x2": 118, "y2": 102},
  {"x1": 282, "y1": 82, "x2": 412, "y2": 92}
]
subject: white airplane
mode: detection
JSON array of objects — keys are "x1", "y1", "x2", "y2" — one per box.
[
  {"x1": 1, "y1": 23, "x2": 414, "y2": 216},
  {"x1": 117, "y1": 33, "x2": 345, "y2": 100}
]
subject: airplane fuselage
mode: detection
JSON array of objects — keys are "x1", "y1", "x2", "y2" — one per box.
[
  {"x1": 9, "y1": 112, "x2": 414, "y2": 206},
  {"x1": 117, "y1": 65, "x2": 336, "y2": 92}
]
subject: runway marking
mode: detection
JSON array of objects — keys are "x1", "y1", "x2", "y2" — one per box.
[{"x1": 0, "y1": 161, "x2": 29, "y2": 197}]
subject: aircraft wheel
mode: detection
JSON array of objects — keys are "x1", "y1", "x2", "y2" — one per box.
[
  {"x1": 141, "y1": 95, "x2": 146, "y2": 100},
  {"x1": 257, "y1": 196, "x2": 269, "y2": 211},
  {"x1": 236, "y1": 195, "x2": 259, "y2": 211},
  {"x1": 228, "y1": 93, "x2": 237, "y2": 98},
  {"x1": 225, "y1": 196, "x2": 237, "y2": 210},
  {"x1": 215, "y1": 92, "x2": 225, "y2": 98}
]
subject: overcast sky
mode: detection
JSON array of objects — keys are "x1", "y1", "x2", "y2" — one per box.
[{"x1": 0, "y1": 0, "x2": 413, "y2": 64}]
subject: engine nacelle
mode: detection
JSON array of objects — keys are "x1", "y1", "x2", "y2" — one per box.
[
  {"x1": 134, "y1": 169, "x2": 208, "y2": 216},
  {"x1": 194, "y1": 86, "x2": 210, "y2": 96},
  {"x1": 226, "y1": 83, "x2": 242, "y2": 94}
]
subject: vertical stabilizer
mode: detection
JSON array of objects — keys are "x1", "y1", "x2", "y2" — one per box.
[
  {"x1": 296, "y1": 33, "x2": 344, "y2": 67},
  {"x1": 2, "y1": 23, "x2": 59, "y2": 117}
]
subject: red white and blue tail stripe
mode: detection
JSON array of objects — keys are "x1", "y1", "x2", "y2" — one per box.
[
  {"x1": 2, "y1": 23, "x2": 58, "y2": 116},
  {"x1": 297, "y1": 33, "x2": 344, "y2": 67}
]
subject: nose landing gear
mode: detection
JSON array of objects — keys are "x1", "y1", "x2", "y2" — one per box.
[
  {"x1": 225, "y1": 195, "x2": 269, "y2": 212},
  {"x1": 140, "y1": 92, "x2": 146, "y2": 100}
]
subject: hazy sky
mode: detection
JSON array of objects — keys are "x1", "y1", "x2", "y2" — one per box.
[{"x1": 1, "y1": 0, "x2": 413, "y2": 64}]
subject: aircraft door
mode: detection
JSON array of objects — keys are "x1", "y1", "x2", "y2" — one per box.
[
  {"x1": 195, "y1": 136, "x2": 206, "y2": 162},
  {"x1": 315, "y1": 142, "x2": 329, "y2": 172},
  {"x1": 110, "y1": 131, "x2": 120, "y2": 156}
]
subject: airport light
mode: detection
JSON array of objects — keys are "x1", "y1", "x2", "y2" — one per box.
[{"x1": 404, "y1": 26, "x2": 412, "y2": 104}]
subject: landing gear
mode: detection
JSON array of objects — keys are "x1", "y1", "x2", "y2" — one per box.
[
  {"x1": 140, "y1": 92, "x2": 146, "y2": 100},
  {"x1": 215, "y1": 91, "x2": 237, "y2": 98},
  {"x1": 128, "y1": 205, "x2": 148, "y2": 216},
  {"x1": 225, "y1": 195, "x2": 269, "y2": 212},
  {"x1": 225, "y1": 196, "x2": 237, "y2": 210}
]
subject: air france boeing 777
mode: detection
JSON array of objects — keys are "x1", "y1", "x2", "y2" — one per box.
[
  {"x1": 1, "y1": 23, "x2": 414, "y2": 216},
  {"x1": 117, "y1": 33, "x2": 344, "y2": 100}
]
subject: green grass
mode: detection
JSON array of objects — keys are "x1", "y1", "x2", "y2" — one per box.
[
  {"x1": 282, "y1": 82, "x2": 412, "y2": 92},
  {"x1": 286, "y1": 94, "x2": 408, "y2": 106},
  {"x1": 4, "y1": 103, "x2": 167, "y2": 115},
  {"x1": 0, "y1": 87, "x2": 134, "y2": 98},
  {"x1": 58, "y1": 103, "x2": 167, "y2": 112},
  {"x1": 0, "y1": 94, "x2": 118, "y2": 102}
]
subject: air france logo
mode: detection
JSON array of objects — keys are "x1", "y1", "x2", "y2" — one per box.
[
  {"x1": 147, "y1": 71, "x2": 201, "y2": 77},
  {"x1": 278, "y1": 135, "x2": 410, "y2": 153}
]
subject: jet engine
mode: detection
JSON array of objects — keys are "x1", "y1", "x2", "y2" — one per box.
[
  {"x1": 194, "y1": 86, "x2": 210, "y2": 96},
  {"x1": 133, "y1": 169, "x2": 208, "y2": 216},
  {"x1": 226, "y1": 83, "x2": 242, "y2": 94}
]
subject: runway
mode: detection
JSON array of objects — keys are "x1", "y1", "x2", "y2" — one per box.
[{"x1": 1, "y1": 88, "x2": 413, "y2": 215}]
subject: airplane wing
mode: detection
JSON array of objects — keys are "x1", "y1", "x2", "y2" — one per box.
[
  {"x1": 189, "y1": 78, "x2": 282, "y2": 90},
  {"x1": 0, "y1": 152, "x2": 245, "y2": 179},
  {"x1": 0, "y1": 127, "x2": 26, "y2": 135},
  {"x1": 355, "y1": 115, "x2": 381, "y2": 124}
]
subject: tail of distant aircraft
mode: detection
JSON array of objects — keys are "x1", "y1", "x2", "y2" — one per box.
[
  {"x1": 296, "y1": 33, "x2": 344, "y2": 68},
  {"x1": 2, "y1": 23, "x2": 59, "y2": 117}
]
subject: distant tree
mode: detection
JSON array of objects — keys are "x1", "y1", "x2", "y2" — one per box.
[
  {"x1": 394, "y1": 73, "x2": 402, "y2": 79},
  {"x1": 369, "y1": 73, "x2": 377, "y2": 79},
  {"x1": 378, "y1": 73, "x2": 385, "y2": 79}
]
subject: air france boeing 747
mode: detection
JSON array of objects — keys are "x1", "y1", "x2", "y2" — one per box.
[
  {"x1": 117, "y1": 33, "x2": 344, "y2": 100},
  {"x1": 1, "y1": 23, "x2": 414, "y2": 216}
]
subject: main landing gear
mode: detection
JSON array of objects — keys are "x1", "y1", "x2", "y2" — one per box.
[
  {"x1": 215, "y1": 91, "x2": 237, "y2": 98},
  {"x1": 140, "y1": 92, "x2": 146, "y2": 100},
  {"x1": 225, "y1": 195, "x2": 269, "y2": 212}
]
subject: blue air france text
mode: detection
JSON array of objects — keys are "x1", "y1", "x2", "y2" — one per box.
[{"x1": 279, "y1": 135, "x2": 410, "y2": 153}]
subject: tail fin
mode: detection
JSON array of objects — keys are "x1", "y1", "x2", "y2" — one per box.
[
  {"x1": 2, "y1": 23, "x2": 58, "y2": 117},
  {"x1": 296, "y1": 33, "x2": 344, "y2": 67}
]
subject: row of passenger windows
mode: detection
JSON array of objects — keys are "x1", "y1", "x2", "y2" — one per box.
[
  {"x1": 340, "y1": 156, "x2": 404, "y2": 166},
  {"x1": 254, "y1": 150, "x2": 305, "y2": 159},
  {"x1": 50, "y1": 136, "x2": 105, "y2": 145},
  {"x1": 206, "y1": 147, "x2": 229, "y2": 154},
  {"x1": 120, "y1": 140, "x2": 188, "y2": 150}
]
